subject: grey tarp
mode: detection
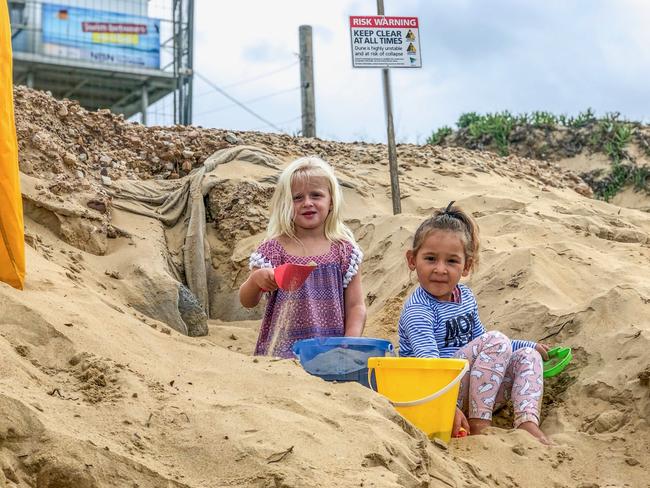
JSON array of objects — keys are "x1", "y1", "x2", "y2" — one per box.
[{"x1": 108, "y1": 145, "x2": 280, "y2": 316}]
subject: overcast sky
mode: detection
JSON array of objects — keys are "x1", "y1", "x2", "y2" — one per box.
[{"x1": 183, "y1": 0, "x2": 650, "y2": 144}]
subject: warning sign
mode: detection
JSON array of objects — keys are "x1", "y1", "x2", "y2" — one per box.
[{"x1": 349, "y1": 16, "x2": 421, "y2": 68}]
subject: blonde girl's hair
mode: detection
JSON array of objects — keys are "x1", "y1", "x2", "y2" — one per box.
[
  {"x1": 267, "y1": 156, "x2": 356, "y2": 244},
  {"x1": 410, "y1": 201, "x2": 480, "y2": 272}
]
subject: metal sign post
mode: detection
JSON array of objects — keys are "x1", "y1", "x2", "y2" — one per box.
[
  {"x1": 377, "y1": 0, "x2": 400, "y2": 215},
  {"x1": 381, "y1": 68, "x2": 400, "y2": 214},
  {"x1": 349, "y1": 3, "x2": 421, "y2": 215}
]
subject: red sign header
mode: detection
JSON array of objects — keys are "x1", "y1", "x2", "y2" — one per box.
[
  {"x1": 82, "y1": 22, "x2": 148, "y2": 34},
  {"x1": 349, "y1": 16, "x2": 418, "y2": 28}
]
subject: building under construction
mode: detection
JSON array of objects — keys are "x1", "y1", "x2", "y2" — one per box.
[{"x1": 8, "y1": 0, "x2": 193, "y2": 125}]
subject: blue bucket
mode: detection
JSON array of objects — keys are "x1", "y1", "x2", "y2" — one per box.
[{"x1": 292, "y1": 337, "x2": 394, "y2": 388}]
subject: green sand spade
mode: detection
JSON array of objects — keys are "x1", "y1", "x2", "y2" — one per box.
[{"x1": 543, "y1": 347, "x2": 572, "y2": 378}]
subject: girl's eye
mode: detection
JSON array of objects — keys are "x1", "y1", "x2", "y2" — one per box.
[{"x1": 293, "y1": 195, "x2": 303, "y2": 201}]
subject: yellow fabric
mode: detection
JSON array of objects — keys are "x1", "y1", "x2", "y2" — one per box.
[{"x1": 0, "y1": 1, "x2": 25, "y2": 289}]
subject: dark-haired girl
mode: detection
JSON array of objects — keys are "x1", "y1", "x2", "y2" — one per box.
[{"x1": 398, "y1": 202, "x2": 551, "y2": 444}]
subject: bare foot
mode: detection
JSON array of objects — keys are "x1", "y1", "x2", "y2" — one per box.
[
  {"x1": 518, "y1": 421, "x2": 553, "y2": 445},
  {"x1": 468, "y1": 418, "x2": 492, "y2": 435}
]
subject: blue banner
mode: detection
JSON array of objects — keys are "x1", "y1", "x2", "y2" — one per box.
[{"x1": 42, "y1": 3, "x2": 160, "y2": 69}]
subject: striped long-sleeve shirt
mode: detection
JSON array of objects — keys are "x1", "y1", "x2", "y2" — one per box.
[{"x1": 398, "y1": 284, "x2": 536, "y2": 358}]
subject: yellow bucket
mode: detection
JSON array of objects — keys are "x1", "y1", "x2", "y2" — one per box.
[{"x1": 368, "y1": 357, "x2": 468, "y2": 443}]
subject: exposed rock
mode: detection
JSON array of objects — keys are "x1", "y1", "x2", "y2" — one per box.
[
  {"x1": 87, "y1": 199, "x2": 108, "y2": 214},
  {"x1": 124, "y1": 269, "x2": 189, "y2": 336},
  {"x1": 178, "y1": 284, "x2": 208, "y2": 337}
]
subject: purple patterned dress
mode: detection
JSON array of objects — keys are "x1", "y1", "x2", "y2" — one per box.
[{"x1": 249, "y1": 238, "x2": 363, "y2": 358}]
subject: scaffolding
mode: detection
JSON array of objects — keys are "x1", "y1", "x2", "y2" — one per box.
[{"x1": 9, "y1": 0, "x2": 193, "y2": 125}]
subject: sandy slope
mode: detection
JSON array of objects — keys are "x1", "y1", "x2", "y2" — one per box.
[{"x1": 1, "y1": 89, "x2": 649, "y2": 487}]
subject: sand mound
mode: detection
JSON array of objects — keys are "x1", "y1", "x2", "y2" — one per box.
[{"x1": 1, "y1": 88, "x2": 649, "y2": 487}]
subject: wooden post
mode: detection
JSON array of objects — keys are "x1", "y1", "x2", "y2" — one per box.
[
  {"x1": 376, "y1": 0, "x2": 401, "y2": 214},
  {"x1": 299, "y1": 25, "x2": 316, "y2": 137},
  {"x1": 141, "y1": 83, "x2": 148, "y2": 126}
]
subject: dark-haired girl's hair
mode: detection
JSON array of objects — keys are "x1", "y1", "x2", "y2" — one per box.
[{"x1": 410, "y1": 201, "x2": 480, "y2": 272}]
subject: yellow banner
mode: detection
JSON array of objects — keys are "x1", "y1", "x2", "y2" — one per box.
[
  {"x1": 91, "y1": 32, "x2": 139, "y2": 45},
  {"x1": 0, "y1": 1, "x2": 25, "y2": 289}
]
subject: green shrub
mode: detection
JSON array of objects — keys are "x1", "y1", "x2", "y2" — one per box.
[
  {"x1": 426, "y1": 126, "x2": 453, "y2": 145},
  {"x1": 596, "y1": 114, "x2": 632, "y2": 164},
  {"x1": 466, "y1": 111, "x2": 517, "y2": 156},
  {"x1": 595, "y1": 164, "x2": 648, "y2": 201},
  {"x1": 597, "y1": 163, "x2": 630, "y2": 201},
  {"x1": 530, "y1": 111, "x2": 558, "y2": 128},
  {"x1": 632, "y1": 166, "x2": 650, "y2": 191},
  {"x1": 426, "y1": 110, "x2": 644, "y2": 200},
  {"x1": 457, "y1": 112, "x2": 481, "y2": 129},
  {"x1": 567, "y1": 108, "x2": 596, "y2": 128}
]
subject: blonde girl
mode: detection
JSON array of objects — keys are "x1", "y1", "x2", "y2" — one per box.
[
  {"x1": 398, "y1": 202, "x2": 551, "y2": 444},
  {"x1": 239, "y1": 157, "x2": 366, "y2": 357}
]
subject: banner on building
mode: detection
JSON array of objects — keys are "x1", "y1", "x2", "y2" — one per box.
[{"x1": 42, "y1": 3, "x2": 160, "y2": 69}]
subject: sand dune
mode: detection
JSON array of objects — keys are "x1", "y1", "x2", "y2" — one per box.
[{"x1": 1, "y1": 88, "x2": 649, "y2": 487}]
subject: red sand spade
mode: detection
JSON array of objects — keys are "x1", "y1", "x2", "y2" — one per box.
[{"x1": 274, "y1": 263, "x2": 317, "y2": 291}]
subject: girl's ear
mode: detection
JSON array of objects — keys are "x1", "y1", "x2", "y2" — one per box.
[
  {"x1": 461, "y1": 258, "x2": 473, "y2": 277},
  {"x1": 406, "y1": 250, "x2": 417, "y2": 271}
]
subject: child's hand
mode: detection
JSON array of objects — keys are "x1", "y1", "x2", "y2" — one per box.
[
  {"x1": 252, "y1": 268, "x2": 278, "y2": 291},
  {"x1": 535, "y1": 343, "x2": 550, "y2": 361},
  {"x1": 452, "y1": 407, "x2": 470, "y2": 438}
]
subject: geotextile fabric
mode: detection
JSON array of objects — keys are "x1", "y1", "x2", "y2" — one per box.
[{"x1": 109, "y1": 145, "x2": 280, "y2": 315}]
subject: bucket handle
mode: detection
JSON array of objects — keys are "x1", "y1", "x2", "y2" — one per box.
[{"x1": 368, "y1": 361, "x2": 469, "y2": 408}]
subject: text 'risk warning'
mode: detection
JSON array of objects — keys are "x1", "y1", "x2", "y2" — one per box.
[{"x1": 349, "y1": 16, "x2": 421, "y2": 68}]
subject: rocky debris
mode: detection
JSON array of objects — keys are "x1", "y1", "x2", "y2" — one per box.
[
  {"x1": 14, "y1": 86, "x2": 590, "y2": 201},
  {"x1": 178, "y1": 284, "x2": 208, "y2": 337},
  {"x1": 207, "y1": 179, "x2": 275, "y2": 245},
  {"x1": 13, "y1": 85, "x2": 229, "y2": 194}
]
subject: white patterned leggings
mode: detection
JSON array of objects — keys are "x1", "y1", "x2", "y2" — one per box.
[{"x1": 453, "y1": 331, "x2": 543, "y2": 427}]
